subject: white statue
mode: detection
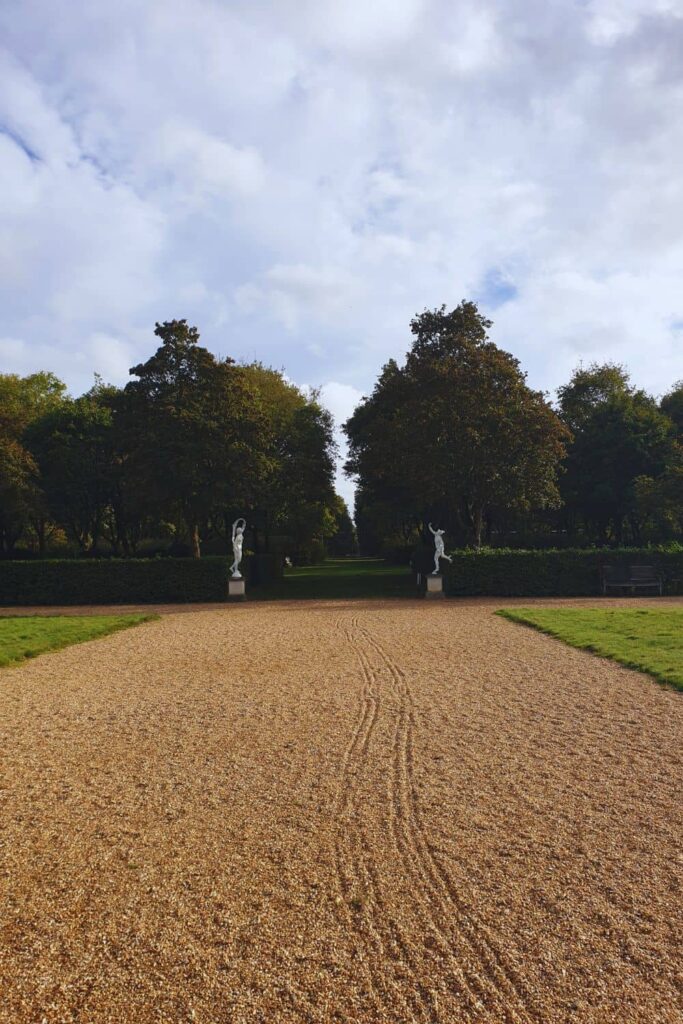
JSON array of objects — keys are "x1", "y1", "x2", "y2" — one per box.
[
  {"x1": 230, "y1": 518, "x2": 246, "y2": 578},
  {"x1": 429, "y1": 522, "x2": 452, "y2": 575}
]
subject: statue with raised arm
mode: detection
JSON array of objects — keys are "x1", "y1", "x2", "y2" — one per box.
[
  {"x1": 428, "y1": 523, "x2": 452, "y2": 575},
  {"x1": 230, "y1": 518, "x2": 246, "y2": 578}
]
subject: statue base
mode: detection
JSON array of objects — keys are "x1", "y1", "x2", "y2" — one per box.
[
  {"x1": 425, "y1": 574, "x2": 444, "y2": 599},
  {"x1": 228, "y1": 578, "x2": 246, "y2": 600}
]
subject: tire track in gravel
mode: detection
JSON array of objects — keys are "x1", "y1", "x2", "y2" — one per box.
[
  {"x1": 350, "y1": 634, "x2": 483, "y2": 1019},
  {"x1": 339, "y1": 615, "x2": 485, "y2": 1023},
  {"x1": 356, "y1": 621, "x2": 542, "y2": 1024},
  {"x1": 332, "y1": 615, "x2": 432, "y2": 1023}
]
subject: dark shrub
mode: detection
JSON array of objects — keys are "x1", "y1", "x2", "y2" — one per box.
[
  {"x1": 442, "y1": 547, "x2": 683, "y2": 596},
  {"x1": 0, "y1": 557, "x2": 231, "y2": 605}
]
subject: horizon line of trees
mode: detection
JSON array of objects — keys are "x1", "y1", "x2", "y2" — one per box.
[
  {"x1": 0, "y1": 320, "x2": 356, "y2": 561},
  {"x1": 2, "y1": 306, "x2": 681, "y2": 564},
  {"x1": 344, "y1": 301, "x2": 682, "y2": 555}
]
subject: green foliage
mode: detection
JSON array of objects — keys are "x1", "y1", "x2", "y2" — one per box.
[
  {"x1": 0, "y1": 325, "x2": 340, "y2": 565},
  {"x1": 238, "y1": 364, "x2": 337, "y2": 558},
  {"x1": 0, "y1": 614, "x2": 155, "y2": 668},
  {"x1": 556, "y1": 362, "x2": 630, "y2": 433},
  {"x1": 0, "y1": 436, "x2": 40, "y2": 555},
  {"x1": 498, "y1": 608, "x2": 683, "y2": 691},
  {"x1": 442, "y1": 546, "x2": 683, "y2": 596},
  {"x1": 0, "y1": 557, "x2": 233, "y2": 605},
  {"x1": 345, "y1": 301, "x2": 570, "y2": 550},
  {"x1": 0, "y1": 372, "x2": 67, "y2": 435},
  {"x1": 124, "y1": 321, "x2": 270, "y2": 557},
  {"x1": 634, "y1": 466, "x2": 683, "y2": 539},
  {"x1": 293, "y1": 539, "x2": 327, "y2": 565},
  {"x1": 25, "y1": 395, "x2": 116, "y2": 554},
  {"x1": 0, "y1": 371, "x2": 67, "y2": 555},
  {"x1": 660, "y1": 381, "x2": 683, "y2": 436},
  {"x1": 325, "y1": 495, "x2": 357, "y2": 556},
  {"x1": 246, "y1": 552, "x2": 283, "y2": 584},
  {"x1": 557, "y1": 365, "x2": 678, "y2": 545}
]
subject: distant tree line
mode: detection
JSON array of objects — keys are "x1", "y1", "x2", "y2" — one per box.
[
  {"x1": 0, "y1": 320, "x2": 356, "y2": 561},
  {"x1": 345, "y1": 301, "x2": 682, "y2": 555}
]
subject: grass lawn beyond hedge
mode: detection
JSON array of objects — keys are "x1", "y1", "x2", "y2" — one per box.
[
  {"x1": 498, "y1": 607, "x2": 683, "y2": 691},
  {"x1": 253, "y1": 558, "x2": 413, "y2": 600},
  {"x1": 0, "y1": 614, "x2": 155, "y2": 668}
]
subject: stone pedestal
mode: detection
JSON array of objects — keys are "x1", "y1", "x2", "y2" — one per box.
[
  {"x1": 425, "y1": 573, "x2": 444, "y2": 598},
  {"x1": 228, "y1": 577, "x2": 246, "y2": 600}
]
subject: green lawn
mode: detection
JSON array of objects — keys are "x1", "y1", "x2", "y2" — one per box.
[
  {"x1": 253, "y1": 558, "x2": 414, "y2": 600},
  {"x1": 0, "y1": 614, "x2": 156, "y2": 669},
  {"x1": 498, "y1": 607, "x2": 683, "y2": 691}
]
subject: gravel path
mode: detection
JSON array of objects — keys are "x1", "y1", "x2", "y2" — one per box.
[{"x1": 1, "y1": 599, "x2": 681, "y2": 1023}]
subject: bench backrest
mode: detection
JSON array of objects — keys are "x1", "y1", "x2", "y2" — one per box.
[
  {"x1": 602, "y1": 565, "x2": 628, "y2": 582},
  {"x1": 629, "y1": 564, "x2": 659, "y2": 580}
]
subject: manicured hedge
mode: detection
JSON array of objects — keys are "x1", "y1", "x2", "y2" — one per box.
[
  {"x1": 442, "y1": 547, "x2": 683, "y2": 597},
  {"x1": 245, "y1": 552, "x2": 283, "y2": 585},
  {"x1": 0, "y1": 557, "x2": 233, "y2": 605}
]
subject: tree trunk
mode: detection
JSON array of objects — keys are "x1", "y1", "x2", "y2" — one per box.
[
  {"x1": 473, "y1": 506, "x2": 484, "y2": 550},
  {"x1": 191, "y1": 523, "x2": 201, "y2": 559},
  {"x1": 629, "y1": 514, "x2": 642, "y2": 546}
]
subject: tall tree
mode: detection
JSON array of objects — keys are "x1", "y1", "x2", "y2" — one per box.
[
  {"x1": 0, "y1": 372, "x2": 67, "y2": 554},
  {"x1": 239, "y1": 364, "x2": 337, "y2": 556},
  {"x1": 325, "y1": 494, "x2": 357, "y2": 556},
  {"x1": 26, "y1": 395, "x2": 115, "y2": 553},
  {"x1": 0, "y1": 436, "x2": 40, "y2": 555},
  {"x1": 661, "y1": 381, "x2": 683, "y2": 437},
  {"x1": 124, "y1": 320, "x2": 268, "y2": 557},
  {"x1": 556, "y1": 362, "x2": 630, "y2": 433},
  {"x1": 345, "y1": 301, "x2": 570, "y2": 549},
  {"x1": 557, "y1": 365, "x2": 677, "y2": 544}
]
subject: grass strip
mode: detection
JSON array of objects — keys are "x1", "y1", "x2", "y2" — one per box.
[
  {"x1": 0, "y1": 614, "x2": 157, "y2": 669},
  {"x1": 253, "y1": 558, "x2": 413, "y2": 601},
  {"x1": 498, "y1": 607, "x2": 683, "y2": 691}
]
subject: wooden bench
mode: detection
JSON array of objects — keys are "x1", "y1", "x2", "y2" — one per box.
[{"x1": 602, "y1": 564, "x2": 663, "y2": 596}]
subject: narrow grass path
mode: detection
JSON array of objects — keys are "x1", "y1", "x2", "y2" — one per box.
[
  {"x1": 253, "y1": 558, "x2": 414, "y2": 600},
  {"x1": 0, "y1": 614, "x2": 156, "y2": 668},
  {"x1": 499, "y1": 606, "x2": 683, "y2": 690}
]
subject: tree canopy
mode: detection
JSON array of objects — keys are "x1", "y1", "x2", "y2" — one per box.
[
  {"x1": 557, "y1": 364, "x2": 678, "y2": 545},
  {"x1": 345, "y1": 301, "x2": 570, "y2": 549},
  {"x1": 0, "y1": 321, "x2": 341, "y2": 561},
  {"x1": 1, "y1": 311, "x2": 680, "y2": 561}
]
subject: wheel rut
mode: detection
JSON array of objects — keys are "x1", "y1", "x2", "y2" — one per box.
[
  {"x1": 334, "y1": 613, "x2": 542, "y2": 1023},
  {"x1": 332, "y1": 615, "x2": 430, "y2": 1022}
]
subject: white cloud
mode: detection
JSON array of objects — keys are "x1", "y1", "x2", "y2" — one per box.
[
  {"x1": 306, "y1": 0, "x2": 426, "y2": 54},
  {"x1": 319, "y1": 381, "x2": 366, "y2": 427},
  {"x1": 153, "y1": 123, "x2": 266, "y2": 201},
  {"x1": 86, "y1": 333, "x2": 135, "y2": 383},
  {"x1": 585, "y1": 0, "x2": 683, "y2": 46},
  {"x1": 0, "y1": 0, "x2": 681, "y2": 469}
]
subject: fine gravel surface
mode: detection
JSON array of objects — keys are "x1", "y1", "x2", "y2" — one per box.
[{"x1": 0, "y1": 599, "x2": 682, "y2": 1024}]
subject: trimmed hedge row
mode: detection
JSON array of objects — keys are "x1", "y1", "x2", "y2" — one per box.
[
  {"x1": 442, "y1": 547, "x2": 683, "y2": 597},
  {"x1": 0, "y1": 556, "x2": 233, "y2": 605}
]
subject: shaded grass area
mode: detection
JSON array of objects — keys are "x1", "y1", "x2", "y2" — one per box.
[
  {"x1": 253, "y1": 558, "x2": 414, "y2": 600},
  {"x1": 0, "y1": 614, "x2": 156, "y2": 668},
  {"x1": 498, "y1": 607, "x2": 683, "y2": 691}
]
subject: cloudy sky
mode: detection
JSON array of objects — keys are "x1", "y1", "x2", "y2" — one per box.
[{"x1": 1, "y1": 0, "x2": 683, "y2": 505}]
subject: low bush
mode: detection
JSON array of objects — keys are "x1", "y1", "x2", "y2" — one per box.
[
  {"x1": 244, "y1": 552, "x2": 283, "y2": 585},
  {"x1": 294, "y1": 540, "x2": 327, "y2": 566},
  {"x1": 410, "y1": 543, "x2": 436, "y2": 576},
  {"x1": 442, "y1": 546, "x2": 683, "y2": 597},
  {"x1": 0, "y1": 557, "x2": 232, "y2": 605}
]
